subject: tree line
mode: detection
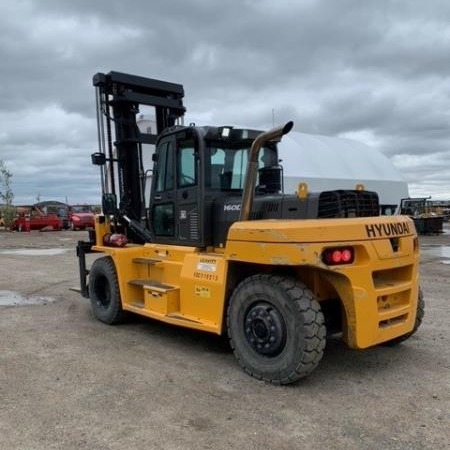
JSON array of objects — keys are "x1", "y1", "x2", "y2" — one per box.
[{"x1": 0, "y1": 160, "x2": 14, "y2": 228}]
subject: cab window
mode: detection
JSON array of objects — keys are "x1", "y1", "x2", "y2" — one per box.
[
  {"x1": 178, "y1": 140, "x2": 197, "y2": 187},
  {"x1": 152, "y1": 203, "x2": 174, "y2": 236},
  {"x1": 206, "y1": 146, "x2": 277, "y2": 190},
  {"x1": 155, "y1": 140, "x2": 174, "y2": 192}
]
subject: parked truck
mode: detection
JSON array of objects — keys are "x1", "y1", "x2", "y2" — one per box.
[
  {"x1": 76, "y1": 71, "x2": 423, "y2": 384},
  {"x1": 12, "y1": 205, "x2": 62, "y2": 231}
]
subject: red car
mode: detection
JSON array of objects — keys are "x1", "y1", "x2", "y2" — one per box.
[
  {"x1": 68, "y1": 205, "x2": 95, "y2": 230},
  {"x1": 12, "y1": 211, "x2": 62, "y2": 231}
]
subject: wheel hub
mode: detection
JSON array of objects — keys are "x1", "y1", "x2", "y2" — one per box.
[{"x1": 244, "y1": 303, "x2": 286, "y2": 356}]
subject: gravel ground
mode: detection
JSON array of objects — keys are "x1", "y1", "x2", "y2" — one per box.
[{"x1": 0, "y1": 226, "x2": 448, "y2": 450}]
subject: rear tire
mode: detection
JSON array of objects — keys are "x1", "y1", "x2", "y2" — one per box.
[
  {"x1": 382, "y1": 288, "x2": 424, "y2": 346},
  {"x1": 227, "y1": 274, "x2": 326, "y2": 384},
  {"x1": 88, "y1": 256, "x2": 125, "y2": 324}
]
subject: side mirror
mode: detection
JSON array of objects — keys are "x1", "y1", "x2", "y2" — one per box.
[{"x1": 91, "y1": 152, "x2": 106, "y2": 166}]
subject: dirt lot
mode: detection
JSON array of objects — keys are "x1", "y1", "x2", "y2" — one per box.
[{"x1": 0, "y1": 227, "x2": 448, "y2": 450}]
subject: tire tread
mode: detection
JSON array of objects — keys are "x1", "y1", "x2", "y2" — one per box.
[
  {"x1": 89, "y1": 256, "x2": 126, "y2": 325},
  {"x1": 227, "y1": 273, "x2": 326, "y2": 384}
]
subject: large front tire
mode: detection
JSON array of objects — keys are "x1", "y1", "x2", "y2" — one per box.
[
  {"x1": 88, "y1": 256, "x2": 125, "y2": 324},
  {"x1": 227, "y1": 274, "x2": 326, "y2": 385}
]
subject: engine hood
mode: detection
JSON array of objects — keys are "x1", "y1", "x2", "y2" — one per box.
[{"x1": 226, "y1": 216, "x2": 415, "y2": 244}]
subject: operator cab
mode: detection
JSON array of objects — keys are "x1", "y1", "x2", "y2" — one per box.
[
  {"x1": 90, "y1": 71, "x2": 380, "y2": 249},
  {"x1": 149, "y1": 125, "x2": 282, "y2": 248}
]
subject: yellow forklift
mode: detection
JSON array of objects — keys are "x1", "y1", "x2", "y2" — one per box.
[{"x1": 76, "y1": 71, "x2": 423, "y2": 384}]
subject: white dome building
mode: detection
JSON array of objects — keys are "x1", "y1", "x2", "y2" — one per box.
[{"x1": 279, "y1": 132, "x2": 408, "y2": 214}]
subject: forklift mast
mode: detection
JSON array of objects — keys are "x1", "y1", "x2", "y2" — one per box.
[{"x1": 92, "y1": 71, "x2": 185, "y2": 228}]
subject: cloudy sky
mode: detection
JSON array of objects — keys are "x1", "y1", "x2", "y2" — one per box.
[{"x1": 0, "y1": 0, "x2": 449, "y2": 205}]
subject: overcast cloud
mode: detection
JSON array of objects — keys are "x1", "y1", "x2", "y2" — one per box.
[{"x1": 0, "y1": 0, "x2": 449, "y2": 204}]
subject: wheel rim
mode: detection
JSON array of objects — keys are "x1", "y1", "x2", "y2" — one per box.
[
  {"x1": 94, "y1": 275, "x2": 111, "y2": 309},
  {"x1": 244, "y1": 302, "x2": 287, "y2": 356}
]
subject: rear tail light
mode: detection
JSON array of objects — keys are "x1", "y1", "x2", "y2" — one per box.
[{"x1": 322, "y1": 247, "x2": 354, "y2": 265}]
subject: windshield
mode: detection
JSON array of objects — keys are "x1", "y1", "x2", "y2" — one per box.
[{"x1": 206, "y1": 145, "x2": 277, "y2": 190}]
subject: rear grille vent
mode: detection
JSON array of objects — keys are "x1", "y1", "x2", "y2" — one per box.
[
  {"x1": 190, "y1": 211, "x2": 199, "y2": 240},
  {"x1": 318, "y1": 190, "x2": 379, "y2": 218},
  {"x1": 251, "y1": 211, "x2": 264, "y2": 220},
  {"x1": 264, "y1": 202, "x2": 279, "y2": 212}
]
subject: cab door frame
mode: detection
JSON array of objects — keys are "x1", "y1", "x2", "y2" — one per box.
[{"x1": 150, "y1": 128, "x2": 205, "y2": 247}]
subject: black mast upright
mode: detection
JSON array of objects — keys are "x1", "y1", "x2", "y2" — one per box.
[{"x1": 92, "y1": 71, "x2": 185, "y2": 239}]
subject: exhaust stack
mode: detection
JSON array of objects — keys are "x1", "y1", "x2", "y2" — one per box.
[{"x1": 239, "y1": 121, "x2": 293, "y2": 221}]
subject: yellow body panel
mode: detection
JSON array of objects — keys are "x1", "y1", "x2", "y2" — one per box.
[
  {"x1": 227, "y1": 216, "x2": 415, "y2": 243},
  {"x1": 92, "y1": 215, "x2": 420, "y2": 348},
  {"x1": 226, "y1": 216, "x2": 419, "y2": 348},
  {"x1": 93, "y1": 234, "x2": 228, "y2": 333}
]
